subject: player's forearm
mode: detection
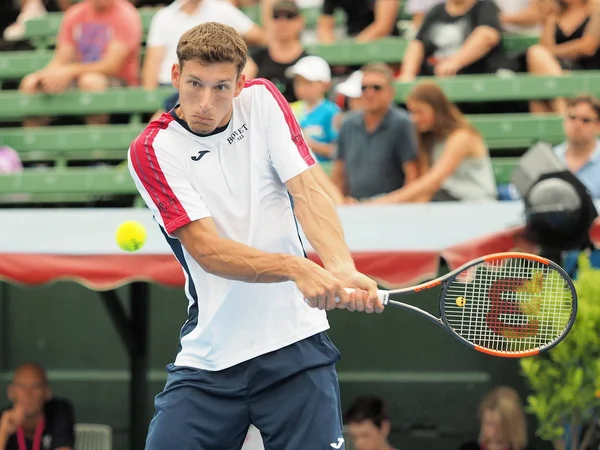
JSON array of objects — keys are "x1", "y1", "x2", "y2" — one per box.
[
  {"x1": 293, "y1": 180, "x2": 355, "y2": 272},
  {"x1": 187, "y1": 233, "x2": 302, "y2": 283}
]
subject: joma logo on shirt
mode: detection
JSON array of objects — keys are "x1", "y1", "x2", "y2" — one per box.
[{"x1": 227, "y1": 124, "x2": 248, "y2": 145}]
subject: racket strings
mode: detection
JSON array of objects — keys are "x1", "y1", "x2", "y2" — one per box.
[{"x1": 443, "y1": 257, "x2": 574, "y2": 354}]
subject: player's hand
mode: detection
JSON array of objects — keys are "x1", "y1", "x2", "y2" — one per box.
[
  {"x1": 293, "y1": 258, "x2": 350, "y2": 311},
  {"x1": 329, "y1": 268, "x2": 383, "y2": 314},
  {"x1": 0, "y1": 405, "x2": 25, "y2": 437}
]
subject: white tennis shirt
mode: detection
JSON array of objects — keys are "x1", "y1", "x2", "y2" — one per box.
[{"x1": 128, "y1": 79, "x2": 330, "y2": 371}]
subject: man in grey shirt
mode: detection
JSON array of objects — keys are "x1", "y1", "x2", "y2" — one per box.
[{"x1": 332, "y1": 63, "x2": 419, "y2": 201}]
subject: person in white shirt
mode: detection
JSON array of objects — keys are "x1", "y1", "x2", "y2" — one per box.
[
  {"x1": 128, "y1": 21, "x2": 382, "y2": 450},
  {"x1": 142, "y1": 0, "x2": 266, "y2": 119}
]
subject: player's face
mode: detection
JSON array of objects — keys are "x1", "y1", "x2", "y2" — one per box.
[
  {"x1": 407, "y1": 99, "x2": 435, "y2": 133},
  {"x1": 172, "y1": 59, "x2": 245, "y2": 135},
  {"x1": 564, "y1": 103, "x2": 599, "y2": 145},
  {"x1": 360, "y1": 72, "x2": 394, "y2": 114},
  {"x1": 346, "y1": 420, "x2": 389, "y2": 450},
  {"x1": 8, "y1": 368, "x2": 50, "y2": 418}
]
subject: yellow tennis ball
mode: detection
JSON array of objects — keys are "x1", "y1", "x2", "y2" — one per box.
[
  {"x1": 116, "y1": 221, "x2": 147, "y2": 252},
  {"x1": 456, "y1": 296, "x2": 466, "y2": 307}
]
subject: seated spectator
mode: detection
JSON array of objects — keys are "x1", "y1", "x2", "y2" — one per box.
[
  {"x1": 553, "y1": 95, "x2": 600, "y2": 198},
  {"x1": 317, "y1": 0, "x2": 400, "y2": 43},
  {"x1": 143, "y1": 0, "x2": 265, "y2": 117},
  {"x1": 406, "y1": 0, "x2": 444, "y2": 31},
  {"x1": 539, "y1": 0, "x2": 600, "y2": 71},
  {"x1": 0, "y1": 363, "x2": 75, "y2": 450},
  {"x1": 260, "y1": 0, "x2": 324, "y2": 43},
  {"x1": 582, "y1": 0, "x2": 600, "y2": 49},
  {"x1": 287, "y1": 55, "x2": 340, "y2": 161},
  {"x1": 3, "y1": 0, "x2": 71, "y2": 41},
  {"x1": 243, "y1": 0, "x2": 308, "y2": 102},
  {"x1": 363, "y1": 80, "x2": 497, "y2": 203},
  {"x1": 344, "y1": 395, "x2": 397, "y2": 450},
  {"x1": 497, "y1": 0, "x2": 541, "y2": 34},
  {"x1": 399, "y1": 0, "x2": 565, "y2": 113},
  {"x1": 18, "y1": 0, "x2": 142, "y2": 127},
  {"x1": 458, "y1": 386, "x2": 531, "y2": 450},
  {"x1": 331, "y1": 63, "x2": 419, "y2": 202}
]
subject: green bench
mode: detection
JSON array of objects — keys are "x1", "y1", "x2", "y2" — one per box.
[
  {"x1": 0, "y1": 158, "x2": 519, "y2": 198},
  {"x1": 395, "y1": 71, "x2": 600, "y2": 103},
  {"x1": 0, "y1": 72, "x2": 595, "y2": 122},
  {"x1": 0, "y1": 34, "x2": 538, "y2": 82},
  {"x1": 0, "y1": 86, "x2": 173, "y2": 121},
  {"x1": 0, "y1": 114, "x2": 564, "y2": 168}
]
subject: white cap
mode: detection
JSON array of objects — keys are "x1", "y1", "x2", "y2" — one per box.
[
  {"x1": 285, "y1": 56, "x2": 331, "y2": 82},
  {"x1": 335, "y1": 70, "x2": 363, "y2": 98}
]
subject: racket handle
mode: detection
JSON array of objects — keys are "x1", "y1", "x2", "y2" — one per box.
[{"x1": 343, "y1": 288, "x2": 390, "y2": 305}]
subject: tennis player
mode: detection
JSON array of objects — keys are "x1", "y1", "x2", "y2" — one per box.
[{"x1": 128, "y1": 21, "x2": 383, "y2": 450}]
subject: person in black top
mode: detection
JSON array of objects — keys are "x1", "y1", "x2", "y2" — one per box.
[
  {"x1": 399, "y1": 0, "x2": 566, "y2": 113},
  {"x1": 317, "y1": 0, "x2": 401, "y2": 43},
  {"x1": 0, "y1": 363, "x2": 75, "y2": 450},
  {"x1": 539, "y1": 0, "x2": 600, "y2": 71},
  {"x1": 457, "y1": 386, "x2": 533, "y2": 450},
  {"x1": 243, "y1": 0, "x2": 308, "y2": 103}
]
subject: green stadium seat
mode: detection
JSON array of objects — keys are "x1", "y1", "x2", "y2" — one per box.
[
  {"x1": 0, "y1": 115, "x2": 563, "y2": 168},
  {"x1": 0, "y1": 159, "x2": 519, "y2": 197},
  {"x1": 0, "y1": 51, "x2": 52, "y2": 82},
  {"x1": 0, "y1": 123, "x2": 142, "y2": 166},
  {"x1": 0, "y1": 72, "x2": 594, "y2": 121},
  {"x1": 394, "y1": 71, "x2": 600, "y2": 103},
  {"x1": 0, "y1": 86, "x2": 173, "y2": 121}
]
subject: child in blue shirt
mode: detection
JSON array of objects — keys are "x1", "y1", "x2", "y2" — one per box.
[{"x1": 286, "y1": 55, "x2": 340, "y2": 162}]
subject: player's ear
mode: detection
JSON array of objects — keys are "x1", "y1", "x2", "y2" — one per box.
[
  {"x1": 234, "y1": 73, "x2": 246, "y2": 97},
  {"x1": 172, "y1": 63, "x2": 182, "y2": 88}
]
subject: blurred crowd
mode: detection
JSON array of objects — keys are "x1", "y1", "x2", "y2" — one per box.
[
  {"x1": 0, "y1": 363, "x2": 534, "y2": 450},
  {"x1": 0, "y1": 0, "x2": 599, "y2": 204}
]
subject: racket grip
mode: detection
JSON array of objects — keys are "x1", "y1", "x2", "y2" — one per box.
[{"x1": 343, "y1": 288, "x2": 390, "y2": 305}]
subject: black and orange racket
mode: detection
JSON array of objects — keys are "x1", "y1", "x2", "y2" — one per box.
[{"x1": 350, "y1": 252, "x2": 577, "y2": 358}]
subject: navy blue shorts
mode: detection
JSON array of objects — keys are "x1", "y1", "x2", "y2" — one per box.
[{"x1": 145, "y1": 332, "x2": 346, "y2": 450}]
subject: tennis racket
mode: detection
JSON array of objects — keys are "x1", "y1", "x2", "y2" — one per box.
[{"x1": 347, "y1": 252, "x2": 577, "y2": 358}]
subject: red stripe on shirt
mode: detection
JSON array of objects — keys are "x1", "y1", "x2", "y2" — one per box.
[
  {"x1": 245, "y1": 78, "x2": 315, "y2": 166},
  {"x1": 129, "y1": 114, "x2": 190, "y2": 232}
]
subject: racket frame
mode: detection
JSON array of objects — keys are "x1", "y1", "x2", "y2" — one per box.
[{"x1": 380, "y1": 252, "x2": 578, "y2": 358}]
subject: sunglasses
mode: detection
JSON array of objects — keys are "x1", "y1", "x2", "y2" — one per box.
[
  {"x1": 567, "y1": 114, "x2": 598, "y2": 124},
  {"x1": 361, "y1": 84, "x2": 384, "y2": 92},
  {"x1": 273, "y1": 11, "x2": 298, "y2": 20}
]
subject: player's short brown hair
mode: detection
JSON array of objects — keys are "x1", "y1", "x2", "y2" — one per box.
[
  {"x1": 360, "y1": 62, "x2": 394, "y2": 86},
  {"x1": 176, "y1": 22, "x2": 248, "y2": 75}
]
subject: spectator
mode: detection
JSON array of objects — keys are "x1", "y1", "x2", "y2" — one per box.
[
  {"x1": 3, "y1": 0, "x2": 71, "y2": 41},
  {"x1": 287, "y1": 55, "x2": 340, "y2": 161},
  {"x1": 539, "y1": 0, "x2": 600, "y2": 71},
  {"x1": 18, "y1": 0, "x2": 142, "y2": 127},
  {"x1": 582, "y1": 0, "x2": 600, "y2": 50},
  {"x1": 344, "y1": 395, "x2": 397, "y2": 450},
  {"x1": 243, "y1": 0, "x2": 308, "y2": 102},
  {"x1": 457, "y1": 386, "x2": 531, "y2": 450},
  {"x1": 331, "y1": 63, "x2": 419, "y2": 202},
  {"x1": 317, "y1": 0, "x2": 400, "y2": 43},
  {"x1": 553, "y1": 95, "x2": 600, "y2": 198},
  {"x1": 363, "y1": 80, "x2": 497, "y2": 203},
  {"x1": 260, "y1": 0, "x2": 324, "y2": 43},
  {"x1": 498, "y1": 0, "x2": 541, "y2": 33},
  {"x1": 143, "y1": 0, "x2": 265, "y2": 116},
  {"x1": 399, "y1": 0, "x2": 565, "y2": 113},
  {"x1": 0, "y1": 363, "x2": 75, "y2": 450}
]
